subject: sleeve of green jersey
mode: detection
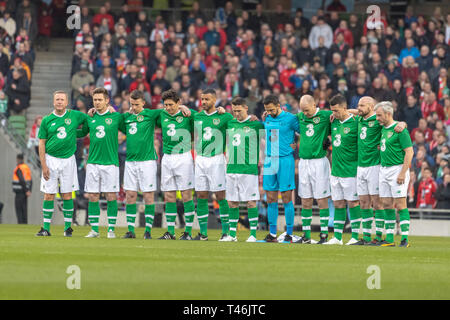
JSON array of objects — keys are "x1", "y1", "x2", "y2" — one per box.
[
  {"x1": 38, "y1": 117, "x2": 47, "y2": 139},
  {"x1": 399, "y1": 129, "x2": 413, "y2": 149},
  {"x1": 77, "y1": 116, "x2": 90, "y2": 138}
]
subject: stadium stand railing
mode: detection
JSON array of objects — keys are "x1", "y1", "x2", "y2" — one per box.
[{"x1": 0, "y1": 113, "x2": 40, "y2": 170}]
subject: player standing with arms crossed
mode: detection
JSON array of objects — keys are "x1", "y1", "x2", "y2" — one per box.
[
  {"x1": 193, "y1": 89, "x2": 233, "y2": 241},
  {"x1": 36, "y1": 91, "x2": 88, "y2": 237},
  {"x1": 81, "y1": 88, "x2": 125, "y2": 239},
  {"x1": 223, "y1": 97, "x2": 264, "y2": 242},
  {"x1": 295, "y1": 95, "x2": 332, "y2": 244},
  {"x1": 375, "y1": 101, "x2": 413, "y2": 247},
  {"x1": 262, "y1": 95, "x2": 299, "y2": 243}
]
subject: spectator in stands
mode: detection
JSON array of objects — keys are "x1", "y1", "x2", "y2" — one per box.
[
  {"x1": 19, "y1": 10, "x2": 37, "y2": 45},
  {"x1": 416, "y1": 45, "x2": 433, "y2": 73},
  {"x1": 435, "y1": 173, "x2": 450, "y2": 209},
  {"x1": 400, "y1": 94, "x2": 422, "y2": 131},
  {"x1": 92, "y1": 6, "x2": 114, "y2": 31},
  {"x1": 71, "y1": 66, "x2": 94, "y2": 101},
  {"x1": 417, "y1": 167, "x2": 438, "y2": 209},
  {"x1": 401, "y1": 56, "x2": 419, "y2": 85},
  {"x1": 27, "y1": 115, "x2": 41, "y2": 156},
  {"x1": 96, "y1": 67, "x2": 117, "y2": 98},
  {"x1": 422, "y1": 92, "x2": 445, "y2": 121},
  {"x1": 309, "y1": 16, "x2": 333, "y2": 50},
  {"x1": 0, "y1": 10, "x2": 15, "y2": 39},
  {"x1": 0, "y1": 89, "x2": 7, "y2": 115},
  {"x1": 327, "y1": 0, "x2": 347, "y2": 12},
  {"x1": 412, "y1": 118, "x2": 434, "y2": 143},
  {"x1": 36, "y1": 8, "x2": 52, "y2": 52},
  {"x1": 0, "y1": 42, "x2": 9, "y2": 76},
  {"x1": 433, "y1": 67, "x2": 448, "y2": 101},
  {"x1": 5, "y1": 68, "x2": 30, "y2": 115}
]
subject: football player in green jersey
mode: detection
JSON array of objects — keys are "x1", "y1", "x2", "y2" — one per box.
[
  {"x1": 36, "y1": 90, "x2": 88, "y2": 237},
  {"x1": 324, "y1": 95, "x2": 361, "y2": 245},
  {"x1": 355, "y1": 96, "x2": 406, "y2": 245},
  {"x1": 81, "y1": 87, "x2": 125, "y2": 239},
  {"x1": 121, "y1": 90, "x2": 161, "y2": 239},
  {"x1": 193, "y1": 89, "x2": 234, "y2": 241},
  {"x1": 375, "y1": 101, "x2": 414, "y2": 247},
  {"x1": 295, "y1": 95, "x2": 332, "y2": 244},
  {"x1": 157, "y1": 89, "x2": 197, "y2": 240},
  {"x1": 223, "y1": 97, "x2": 264, "y2": 242}
]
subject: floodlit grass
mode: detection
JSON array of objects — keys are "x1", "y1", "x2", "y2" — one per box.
[{"x1": 0, "y1": 224, "x2": 449, "y2": 299}]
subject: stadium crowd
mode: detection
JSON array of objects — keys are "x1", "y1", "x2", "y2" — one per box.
[{"x1": 25, "y1": 1, "x2": 450, "y2": 217}]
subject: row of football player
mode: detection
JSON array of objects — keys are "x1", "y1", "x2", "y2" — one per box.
[{"x1": 34, "y1": 88, "x2": 412, "y2": 247}]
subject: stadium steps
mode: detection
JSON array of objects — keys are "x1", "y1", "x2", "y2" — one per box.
[{"x1": 27, "y1": 38, "x2": 73, "y2": 132}]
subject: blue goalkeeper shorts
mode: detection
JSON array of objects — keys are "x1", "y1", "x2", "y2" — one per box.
[{"x1": 262, "y1": 155, "x2": 296, "y2": 192}]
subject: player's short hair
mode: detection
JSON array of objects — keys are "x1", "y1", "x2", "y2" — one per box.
[
  {"x1": 263, "y1": 94, "x2": 279, "y2": 106},
  {"x1": 202, "y1": 88, "x2": 216, "y2": 96},
  {"x1": 375, "y1": 101, "x2": 394, "y2": 115},
  {"x1": 130, "y1": 90, "x2": 144, "y2": 101},
  {"x1": 329, "y1": 94, "x2": 347, "y2": 107},
  {"x1": 231, "y1": 96, "x2": 246, "y2": 107},
  {"x1": 53, "y1": 90, "x2": 68, "y2": 100},
  {"x1": 92, "y1": 87, "x2": 109, "y2": 99},
  {"x1": 161, "y1": 89, "x2": 180, "y2": 103}
]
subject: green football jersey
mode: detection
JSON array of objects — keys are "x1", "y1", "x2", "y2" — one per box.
[
  {"x1": 194, "y1": 110, "x2": 233, "y2": 157},
  {"x1": 297, "y1": 109, "x2": 332, "y2": 159},
  {"x1": 380, "y1": 121, "x2": 413, "y2": 167},
  {"x1": 226, "y1": 117, "x2": 264, "y2": 175},
  {"x1": 38, "y1": 109, "x2": 88, "y2": 159},
  {"x1": 157, "y1": 109, "x2": 195, "y2": 155},
  {"x1": 358, "y1": 113, "x2": 382, "y2": 167},
  {"x1": 123, "y1": 109, "x2": 161, "y2": 161},
  {"x1": 82, "y1": 110, "x2": 125, "y2": 166},
  {"x1": 331, "y1": 114, "x2": 358, "y2": 177}
]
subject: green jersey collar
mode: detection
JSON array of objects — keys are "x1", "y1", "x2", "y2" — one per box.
[
  {"x1": 385, "y1": 121, "x2": 397, "y2": 129},
  {"x1": 237, "y1": 116, "x2": 251, "y2": 123},
  {"x1": 340, "y1": 113, "x2": 353, "y2": 124}
]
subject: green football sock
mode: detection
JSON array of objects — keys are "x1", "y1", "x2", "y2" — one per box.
[
  {"x1": 248, "y1": 207, "x2": 258, "y2": 237},
  {"x1": 301, "y1": 208, "x2": 312, "y2": 239},
  {"x1": 374, "y1": 209, "x2": 385, "y2": 241},
  {"x1": 63, "y1": 199, "x2": 74, "y2": 231},
  {"x1": 165, "y1": 202, "x2": 177, "y2": 235},
  {"x1": 88, "y1": 201, "x2": 100, "y2": 233},
  {"x1": 229, "y1": 207, "x2": 239, "y2": 238},
  {"x1": 144, "y1": 204, "x2": 155, "y2": 233},
  {"x1": 196, "y1": 198, "x2": 209, "y2": 236},
  {"x1": 42, "y1": 200, "x2": 54, "y2": 232},
  {"x1": 349, "y1": 205, "x2": 362, "y2": 240},
  {"x1": 184, "y1": 200, "x2": 195, "y2": 236},
  {"x1": 361, "y1": 208, "x2": 373, "y2": 242},
  {"x1": 126, "y1": 203, "x2": 137, "y2": 233},
  {"x1": 384, "y1": 209, "x2": 396, "y2": 243},
  {"x1": 333, "y1": 208, "x2": 346, "y2": 241},
  {"x1": 319, "y1": 208, "x2": 329, "y2": 234},
  {"x1": 399, "y1": 208, "x2": 410, "y2": 241},
  {"x1": 218, "y1": 199, "x2": 230, "y2": 235},
  {"x1": 107, "y1": 200, "x2": 118, "y2": 232}
]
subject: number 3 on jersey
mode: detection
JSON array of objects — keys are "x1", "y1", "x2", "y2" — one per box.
[
  {"x1": 128, "y1": 123, "x2": 137, "y2": 135},
  {"x1": 57, "y1": 127, "x2": 67, "y2": 139},
  {"x1": 167, "y1": 123, "x2": 176, "y2": 136},
  {"x1": 306, "y1": 124, "x2": 314, "y2": 137},
  {"x1": 380, "y1": 138, "x2": 386, "y2": 151},
  {"x1": 333, "y1": 134, "x2": 341, "y2": 147},
  {"x1": 360, "y1": 127, "x2": 367, "y2": 140},
  {"x1": 232, "y1": 133, "x2": 241, "y2": 146},
  {"x1": 96, "y1": 125, "x2": 105, "y2": 138}
]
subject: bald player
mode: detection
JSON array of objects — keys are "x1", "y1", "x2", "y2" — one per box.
[
  {"x1": 295, "y1": 95, "x2": 332, "y2": 244},
  {"x1": 354, "y1": 97, "x2": 406, "y2": 245}
]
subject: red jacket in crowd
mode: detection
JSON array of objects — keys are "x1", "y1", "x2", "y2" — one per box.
[
  {"x1": 417, "y1": 177, "x2": 438, "y2": 208},
  {"x1": 38, "y1": 15, "x2": 53, "y2": 36},
  {"x1": 410, "y1": 127, "x2": 433, "y2": 142},
  {"x1": 421, "y1": 100, "x2": 445, "y2": 120},
  {"x1": 334, "y1": 28, "x2": 354, "y2": 47},
  {"x1": 92, "y1": 13, "x2": 114, "y2": 30}
]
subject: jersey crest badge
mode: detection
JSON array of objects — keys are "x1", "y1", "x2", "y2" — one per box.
[
  {"x1": 369, "y1": 121, "x2": 375, "y2": 127},
  {"x1": 176, "y1": 116, "x2": 183, "y2": 123},
  {"x1": 213, "y1": 118, "x2": 220, "y2": 125},
  {"x1": 64, "y1": 119, "x2": 71, "y2": 125},
  {"x1": 243, "y1": 126, "x2": 250, "y2": 133},
  {"x1": 137, "y1": 115, "x2": 144, "y2": 122},
  {"x1": 387, "y1": 132, "x2": 393, "y2": 138},
  {"x1": 105, "y1": 118, "x2": 112, "y2": 125},
  {"x1": 313, "y1": 117, "x2": 320, "y2": 124},
  {"x1": 344, "y1": 127, "x2": 350, "y2": 134}
]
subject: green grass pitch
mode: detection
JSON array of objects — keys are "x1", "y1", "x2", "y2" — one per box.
[{"x1": 1, "y1": 224, "x2": 449, "y2": 300}]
